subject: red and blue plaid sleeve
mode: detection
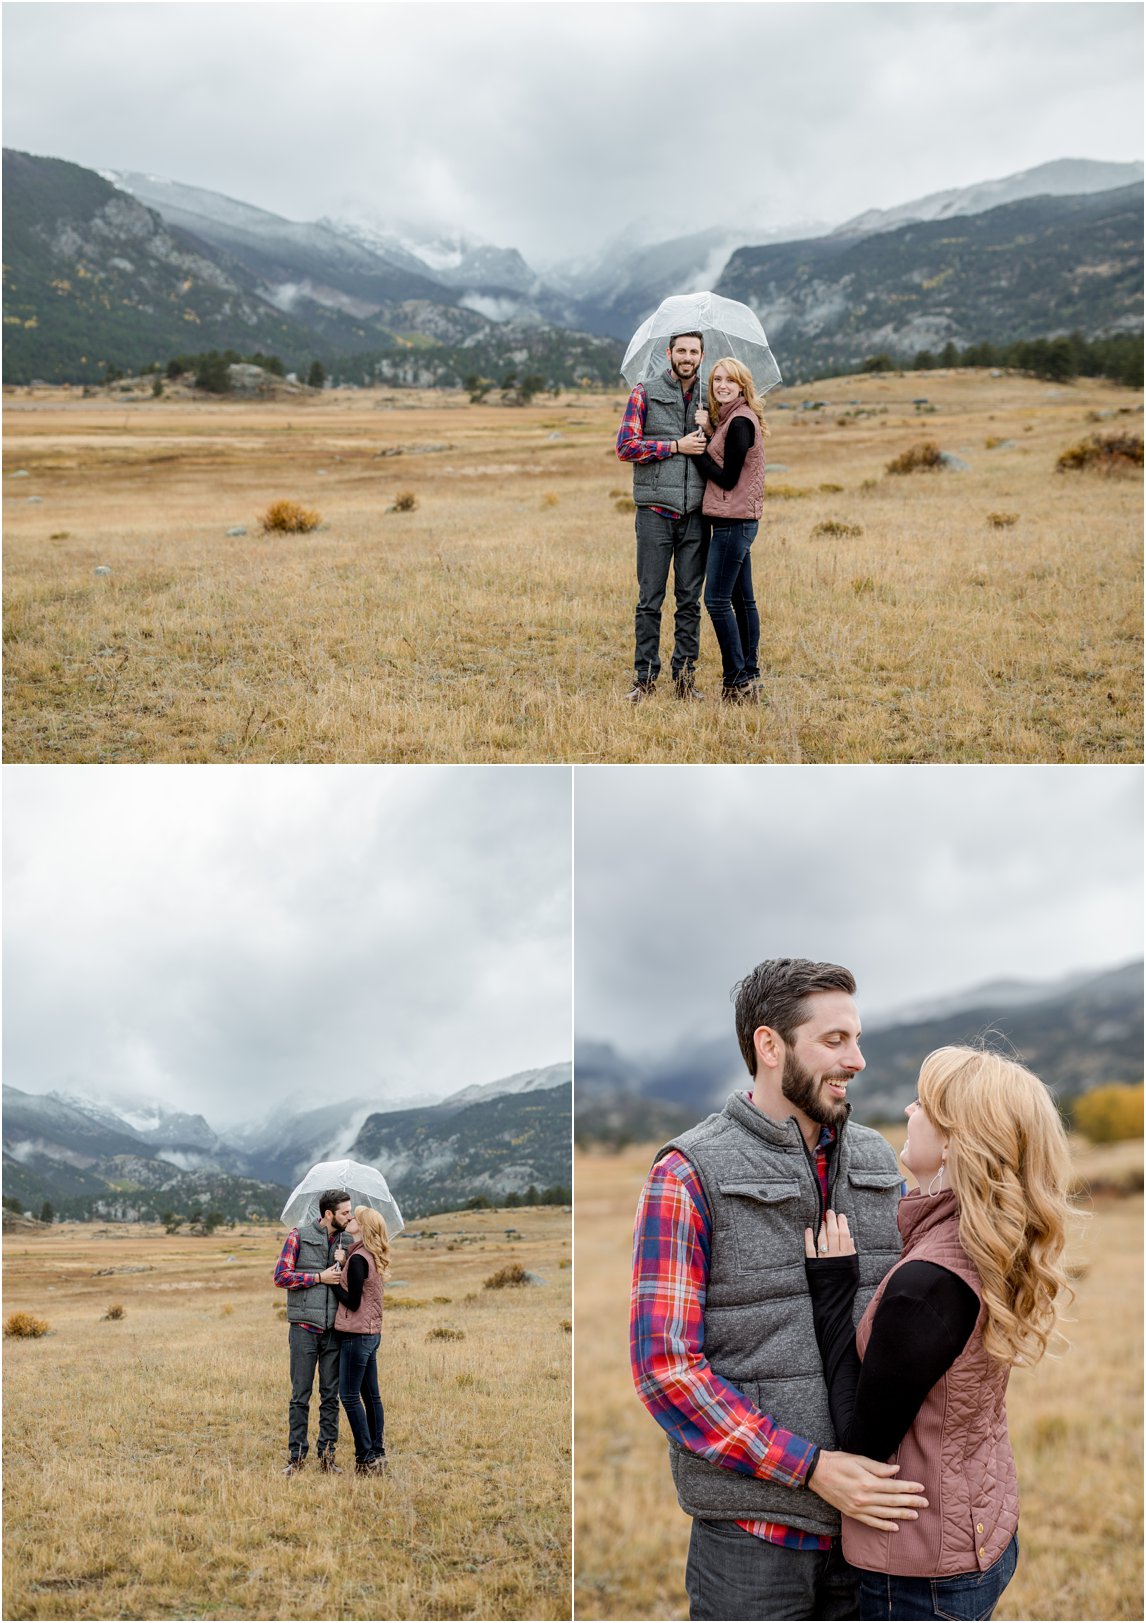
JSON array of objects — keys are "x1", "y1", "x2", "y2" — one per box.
[
  {"x1": 273, "y1": 1227, "x2": 321, "y2": 1290},
  {"x1": 630, "y1": 1149, "x2": 820, "y2": 1488},
  {"x1": 616, "y1": 385, "x2": 675, "y2": 463}
]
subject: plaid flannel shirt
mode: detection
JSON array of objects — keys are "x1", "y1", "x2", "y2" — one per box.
[
  {"x1": 630, "y1": 1112, "x2": 838, "y2": 1550},
  {"x1": 615, "y1": 382, "x2": 695, "y2": 519},
  {"x1": 274, "y1": 1225, "x2": 331, "y2": 1335}
]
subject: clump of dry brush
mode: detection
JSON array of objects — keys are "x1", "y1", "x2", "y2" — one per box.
[
  {"x1": 260, "y1": 499, "x2": 322, "y2": 533},
  {"x1": 885, "y1": 440, "x2": 944, "y2": 474},
  {"x1": 4, "y1": 1312, "x2": 50, "y2": 1339},
  {"x1": 1056, "y1": 433, "x2": 1143, "y2": 473}
]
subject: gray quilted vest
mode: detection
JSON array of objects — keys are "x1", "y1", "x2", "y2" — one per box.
[
  {"x1": 285, "y1": 1221, "x2": 337, "y2": 1329},
  {"x1": 658, "y1": 1093, "x2": 903, "y2": 1531},
  {"x1": 631, "y1": 370, "x2": 704, "y2": 515}
]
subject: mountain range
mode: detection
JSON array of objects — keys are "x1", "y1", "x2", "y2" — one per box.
[
  {"x1": 2, "y1": 1062, "x2": 571, "y2": 1223},
  {"x1": 575, "y1": 961, "x2": 1143, "y2": 1147},
  {"x1": 3, "y1": 150, "x2": 1140, "y2": 385}
]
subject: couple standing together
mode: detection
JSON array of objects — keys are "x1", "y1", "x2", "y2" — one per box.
[
  {"x1": 617, "y1": 332, "x2": 766, "y2": 704},
  {"x1": 631, "y1": 957, "x2": 1073, "y2": 1621},
  {"x1": 273, "y1": 1191, "x2": 390, "y2": 1476}
]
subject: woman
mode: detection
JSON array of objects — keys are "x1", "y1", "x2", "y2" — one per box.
[
  {"x1": 803, "y1": 1047, "x2": 1073, "y2": 1621},
  {"x1": 331, "y1": 1203, "x2": 390, "y2": 1475},
  {"x1": 694, "y1": 357, "x2": 769, "y2": 702}
]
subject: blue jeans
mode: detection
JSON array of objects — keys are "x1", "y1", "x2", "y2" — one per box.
[
  {"x1": 685, "y1": 1519, "x2": 859, "y2": 1620},
  {"x1": 858, "y1": 1533, "x2": 1019, "y2": 1620},
  {"x1": 338, "y1": 1331, "x2": 385, "y2": 1463},
  {"x1": 703, "y1": 520, "x2": 760, "y2": 688}
]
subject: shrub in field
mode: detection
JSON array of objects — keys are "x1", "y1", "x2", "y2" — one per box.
[
  {"x1": 851, "y1": 576, "x2": 876, "y2": 595},
  {"x1": 818, "y1": 482, "x2": 844, "y2": 493},
  {"x1": 886, "y1": 440, "x2": 943, "y2": 474},
  {"x1": 391, "y1": 490, "x2": 418, "y2": 513},
  {"x1": 4, "y1": 1312, "x2": 50, "y2": 1339},
  {"x1": 1056, "y1": 433, "x2": 1143, "y2": 473},
  {"x1": 614, "y1": 496, "x2": 636, "y2": 514},
  {"x1": 559, "y1": 1319, "x2": 572, "y2": 1333},
  {"x1": 766, "y1": 484, "x2": 810, "y2": 500},
  {"x1": 986, "y1": 511, "x2": 1019, "y2": 529},
  {"x1": 427, "y1": 1326, "x2": 465, "y2": 1341},
  {"x1": 484, "y1": 1263, "x2": 530, "y2": 1290},
  {"x1": 541, "y1": 492, "x2": 559, "y2": 508},
  {"x1": 1071, "y1": 1082, "x2": 1143, "y2": 1143},
  {"x1": 102, "y1": 1304, "x2": 126, "y2": 1321},
  {"x1": 260, "y1": 499, "x2": 322, "y2": 534},
  {"x1": 385, "y1": 1296, "x2": 429, "y2": 1310},
  {"x1": 813, "y1": 520, "x2": 863, "y2": 538}
]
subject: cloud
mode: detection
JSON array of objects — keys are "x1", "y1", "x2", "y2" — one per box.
[
  {"x1": 574, "y1": 765, "x2": 1142, "y2": 1055},
  {"x1": 4, "y1": 766, "x2": 571, "y2": 1125},
  {"x1": 3, "y1": 3, "x2": 1140, "y2": 261}
]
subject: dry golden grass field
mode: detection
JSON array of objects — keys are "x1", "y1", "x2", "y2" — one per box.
[
  {"x1": 573, "y1": 1137, "x2": 1143, "y2": 1622},
  {"x1": 3, "y1": 372, "x2": 1141, "y2": 763},
  {"x1": 3, "y1": 1205, "x2": 571, "y2": 1620}
]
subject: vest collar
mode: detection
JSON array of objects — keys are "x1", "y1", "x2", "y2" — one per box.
[
  {"x1": 724, "y1": 1088, "x2": 846, "y2": 1151},
  {"x1": 897, "y1": 1185, "x2": 958, "y2": 1245}
]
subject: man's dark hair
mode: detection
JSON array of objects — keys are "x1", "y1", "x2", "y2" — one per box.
[
  {"x1": 668, "y1": 331, "x2": 704, "y2": 350},
  {"x1": 318, "y1": 1188, "x2": 350, "y2": 1219},
  {"x1": 732, "y1": 959, "x2": 857, "y2": 1076}
]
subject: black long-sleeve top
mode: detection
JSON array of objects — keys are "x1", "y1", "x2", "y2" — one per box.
[
  {"x1": 695, "y1": 416, "x2": 755, "y2": 489},
  {"x1": 805, "y1": 1255, "x2": 979, "y2": 1461},
  {"x1": 330, "y1": 1252, "x2": 368, "y2": 1314}
]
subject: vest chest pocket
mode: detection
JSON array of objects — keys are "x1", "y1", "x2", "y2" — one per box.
[
  {"x1": 844, "y1": 1170, "x2": 903, "y2": 1255},
  {"x1": 717, "y1": 1180, "x2": 806, "y2": 1274}
]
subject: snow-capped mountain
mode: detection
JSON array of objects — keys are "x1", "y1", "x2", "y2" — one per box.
[
  {"x1": 440, "y1": 1061, "x2": 571, "y2": 1111},
  {"x1": 831, "y1": 157, "x2": 1144, "y2": 240}
]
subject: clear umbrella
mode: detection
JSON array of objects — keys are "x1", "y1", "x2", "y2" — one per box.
[
  {"x1": 280, "y1": 1158, "x2": 404, "y2": 1238},
  {"x1": 621, "y1": 290, "x2": 782, "y2": 395}
]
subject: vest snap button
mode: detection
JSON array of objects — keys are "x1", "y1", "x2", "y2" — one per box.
[
  {"x1": 976, "y1": 1523, "x2": 984, "y2": 1533},
  {"x1": 978, "y1": 1547, "x2": 986, "y2": 1560}
]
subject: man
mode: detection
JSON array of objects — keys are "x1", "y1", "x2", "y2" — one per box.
[
  {"x1": 616, "y1": 331, "x2": 710, "y2": 702},
  {"x1": 273, "y1": 1187, "x2": 351, "y2": 1475},
  {"x1": 631, "y1": 958, "x2": 926, "y2": 1621}
]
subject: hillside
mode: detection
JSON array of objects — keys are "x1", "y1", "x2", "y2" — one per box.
[
  {"x1": 717, "y1": 185, "x2": 1144, "y2": 379},
  {"x1": 351, "y1": 1082, "x2": 572, "y2": 1215},
  {"x1": 2, "y1": 149, "x2": 623, "y2": 386},
  {"x1": 2, "y1": 150, "x2": 328, "y2": 383}
]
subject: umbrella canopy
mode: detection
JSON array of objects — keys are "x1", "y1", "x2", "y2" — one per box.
[
  {"x1": 281, "y1": 1158, "x2": 404, "y2": 1238},
  {"x1": 621, "y1": 290, "x2": 782, "y2": 396}
]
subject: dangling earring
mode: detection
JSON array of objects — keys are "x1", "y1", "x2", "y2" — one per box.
[{"x1": 927, "y1": 1160, "x2": 946, "y2": 1198}]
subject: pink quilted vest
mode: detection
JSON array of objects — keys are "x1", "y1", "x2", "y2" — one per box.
[
  {"x1": 701, "y1": 397, "x2": 766, "y2": 520},
  {"x1": 842, "y1": 1189, "x2": 1019, "y2": 1578},
  {"x1": 333, "y1": 1240, "x2": 384, "y2": 1335}
]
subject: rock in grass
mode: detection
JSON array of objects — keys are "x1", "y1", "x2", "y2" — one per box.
[
  {"x1": 26, "y1": 495, "x2": 43, "y2": 504},
  {"x1": 225, "y1": 526, "x2": 247, "y2": 537},
  {"x1": 93, "y1": 566, "x2": 112, "y2": 577},
  {"x1": 937, "y1": 451, "x2": 970, "y2": 470},
  {"x1": 10, "y1": 469, "x2": 29, "y2": 478}
]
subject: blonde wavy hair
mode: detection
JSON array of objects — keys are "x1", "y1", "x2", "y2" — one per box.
[
  {"x1": 352, "y1": 1205, "x2": 392, "y2": 1282},
  {"x1": 917, "y1": 1046, "x2": 1074, "y2": 1368},
  {"x1": 706, "y1": 357, "x2": 770, "y2": 436}
]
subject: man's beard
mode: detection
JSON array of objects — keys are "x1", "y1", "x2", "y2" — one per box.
[{"x1": 781, "y1": 1050, "x2": 851, "y2": 1128}]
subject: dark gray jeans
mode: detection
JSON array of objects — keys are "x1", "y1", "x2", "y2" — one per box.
[
  {"x1": 686, "y1": 1519, "x2": 859, "y2": 1621},
  {"x1": 634, "y1": 507, "x2": 708, "y2": 682},
  {"x1": 287, "y1": 1324, "x2": 340, "y2": 1460}
]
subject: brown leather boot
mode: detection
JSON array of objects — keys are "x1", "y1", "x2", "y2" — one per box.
[{"x1": 317, "y1": 1452, "x2": 344, "y2": 1475}]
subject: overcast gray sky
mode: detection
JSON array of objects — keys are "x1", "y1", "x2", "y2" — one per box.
[
  {"x1": 4, "y1": 766, "x2": 571, "y2": 1126},
  {"x1": 3, "y1": 2, "x2": 1141, "y2": 262},
  {"x1": 574, "y1": 766, "x2": 1142, "y2": 1057}
]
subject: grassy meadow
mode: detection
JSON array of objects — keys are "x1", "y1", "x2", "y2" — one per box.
[
  {"x1": 3, "y1": 371, "x2": 1141, "y2": 763},
  {"x1": 573, "y1": 1136, "x2": 1143, "y2": 1622},
  {"x1": 2, "y1": 1206, "x2": 571, "y2": 1620}
]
